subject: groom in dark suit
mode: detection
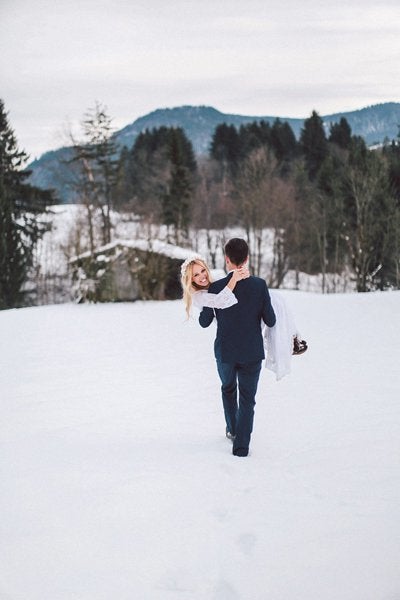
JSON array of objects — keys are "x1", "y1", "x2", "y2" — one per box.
[{"x1": 199, "y1": 238, "x2": 276, "y2": 457}]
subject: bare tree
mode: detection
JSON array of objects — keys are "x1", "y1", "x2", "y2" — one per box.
[
  {"x1": 235, "y1": 147, "x2": 294, "y2": 283},
  {"x1": 343, "y1": 152, "x2": 392, "y2": 291},
  {"x1": 69, "y1": 103, "x2": 119, "y2": 250}
]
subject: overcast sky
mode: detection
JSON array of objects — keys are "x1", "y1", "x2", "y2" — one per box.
[{"x1": 1, "y1": 0, "x2": 400, "y2": 159}]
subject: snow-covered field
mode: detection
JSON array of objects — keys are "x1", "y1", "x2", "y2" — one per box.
[{"x1": 1, "y1": 291, "x2": 399, "y2": 600}]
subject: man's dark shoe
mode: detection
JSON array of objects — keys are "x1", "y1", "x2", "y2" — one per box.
[{"x1": 232, "y1": 447, "x2": 249, "y2": 457}]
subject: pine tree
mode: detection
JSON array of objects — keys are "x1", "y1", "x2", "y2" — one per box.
[
  {"x1": 270, "y1": 119, "x2": 297, "y2": 163},
  {"x1": 237, "y1": 121, "x2": 271, "y2": 159},
  {"x1": 161, "y1": 128, "x2": 196, "y2": 244},
  {"x1": 300, "y1": 110, "x2": 329, "y2": 180},
  {"x1": 116, "y1": 126, "x2": 196, "y2": 238},
  {"x1": 124, "y1": 129, "x2": 169, "y2": 218},
  {"x1": 210, "y1": 124, "x2": 241, "y2": 172},
  {"x1": 0, "y1": 99, "x2": 51, "y2": 308},
  {"x1": 0, "y1": 181, "x2": 26, "y2": 308},
  {"x1": 384, "y1": 131, "x2": 400, "y2": 201},
  {"x1": 329, "y1": 117, "x2": 352, "y2": 149}
]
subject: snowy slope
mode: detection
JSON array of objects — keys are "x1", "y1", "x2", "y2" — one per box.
[{"x1": 1, "y1": 291, "x2": 400, "y2": 600}]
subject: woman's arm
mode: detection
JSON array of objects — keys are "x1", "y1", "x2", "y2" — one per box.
[
  {"x1": 193, "y1": 287, "x2": 237, "y2": 309},
  {"x1": 227, "y1": 265, "x2": 249, "y2": 291},
  {"x1": 193, "y1": 267, "x2": 250, "y2": 310}
]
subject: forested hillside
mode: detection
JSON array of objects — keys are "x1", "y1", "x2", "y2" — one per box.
[
  {"x1": 27, "y1": 102, "x2": 400, "y2": 201},
  {"x1": 81, "y1": 107, "x2": 400, "y2": 293},
  {"x1": 2, "y1": 100, "x2": 400, "y2": 310}
]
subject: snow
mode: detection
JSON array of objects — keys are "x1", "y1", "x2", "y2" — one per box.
[
  {"x1": 69, "y1": 238, "x2": 199, "y2": 263},
  {"x1": 1, "y1": 290, "x2": 400, "y2": 600}
]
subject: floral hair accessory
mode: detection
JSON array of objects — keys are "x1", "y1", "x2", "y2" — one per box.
[{"x1": 180, "y1": 255, "x2": 205, "y2": 278}]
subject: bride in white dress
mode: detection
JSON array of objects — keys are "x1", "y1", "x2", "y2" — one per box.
[
  {"x1": 180, "y1": 256, "x2": 307, "y2": 380},
  {"x1": 180, "y1": 255, "x2": 249, "y2": 318}
]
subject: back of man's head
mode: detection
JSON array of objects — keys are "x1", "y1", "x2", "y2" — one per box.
[{"x1": 224, "y1": 238, "x2": 249, "y2": 266}]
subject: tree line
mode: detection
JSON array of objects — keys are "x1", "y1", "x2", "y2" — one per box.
[
  {"x1": 1, "y1": 99, "x2": 400, "y2": 308},
  {"x1": 112, "y1": 108, "x2": 400, "y2": 292}
]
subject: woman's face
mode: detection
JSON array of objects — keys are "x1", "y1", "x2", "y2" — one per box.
[{"x1": 191, "y1": 263, "x2": 209, "y2": 288}]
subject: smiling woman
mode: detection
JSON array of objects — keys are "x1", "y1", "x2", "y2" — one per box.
[
  {"x1": 191, "y1": 262, "x2": 210, "y2": 288},
  {"x1": 180, "y1": 256, "x2": 249, "y2": 318}
]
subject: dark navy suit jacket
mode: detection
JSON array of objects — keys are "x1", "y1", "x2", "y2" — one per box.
[{"x1": 199, "y1": 273, "x2": 276, "y2": 363}]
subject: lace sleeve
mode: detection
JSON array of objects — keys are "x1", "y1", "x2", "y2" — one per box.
[{"x1": 193, "y1": 287, "x2": 238, "y2": 310}]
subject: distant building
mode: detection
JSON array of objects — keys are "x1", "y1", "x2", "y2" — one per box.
[{"x1": 69, "y1": 239, "x2": 198, "y2": 303}]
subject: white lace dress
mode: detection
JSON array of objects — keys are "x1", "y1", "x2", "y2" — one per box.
[
  {"x1": 263, "y1": 290, "x2": 299, "y2": 381},
  {"x1": 194, "y1": 286, "x2": 298, "y2": 381},
  {"x1": 192, "y1": 287, "x2": 238, "y2": 310}
]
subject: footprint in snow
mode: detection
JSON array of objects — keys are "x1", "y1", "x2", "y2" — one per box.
[{"x1": 237, "y1": 532, "x2": 257, "y2": 556}]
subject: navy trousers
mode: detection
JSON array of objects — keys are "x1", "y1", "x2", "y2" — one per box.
[{"x1": 216, "y1": 359, "x2": 262, "y2": 451}]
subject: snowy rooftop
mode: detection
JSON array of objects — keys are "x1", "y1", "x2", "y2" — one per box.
[{"x1": 70, "y1": 238, "x2": 199, "y2": 263}]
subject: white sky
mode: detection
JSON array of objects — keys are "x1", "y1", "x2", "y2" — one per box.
[{"x1": 1, "y1": 0, "x2": 400, "y2": 159}]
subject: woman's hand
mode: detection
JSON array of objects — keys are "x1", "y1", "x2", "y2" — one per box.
[
  {"x1": 236, "y1": 265, "x2": 250, "y2": 280},
  {"x1": 227, "y1": 265, "x2": 250, "y2": 290}
]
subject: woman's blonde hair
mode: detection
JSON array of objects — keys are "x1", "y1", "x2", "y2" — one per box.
[{"x1": 180, "y1": 257, "x2": 212, "y2": 318}]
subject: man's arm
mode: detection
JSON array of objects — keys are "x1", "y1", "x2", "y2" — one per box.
[
  {"x1": 262, "y1": 284, "x2": 276, "y2": 327},
  {"x1": 199, "y1": 305, "x2": 215, "y2": 328},
  {"x1": 198, "y1": 276, "x2": 230, "y2": 328}
]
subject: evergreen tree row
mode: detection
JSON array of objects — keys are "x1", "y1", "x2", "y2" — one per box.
[
  {"x1": 111, "y1": 111, "x2": 399, "y2": 291},
  {"x1": 114, "y1": 126, "x2": 196, "y2": 244},
  {"x1": 3, "y1": 96, "x2": 398, "y2": 308}
]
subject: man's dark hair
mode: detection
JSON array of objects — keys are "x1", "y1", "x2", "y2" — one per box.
[{"x1": 224, "y1": 238, "x2": 249, "y2": 266}]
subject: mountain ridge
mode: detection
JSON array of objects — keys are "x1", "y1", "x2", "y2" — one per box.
[
  {"x1": 114, "y1": 102, "x2": 400, "y2": 153},
  {"x1": 28, "y1": 102, "x2": 400, "y2": 202}
]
